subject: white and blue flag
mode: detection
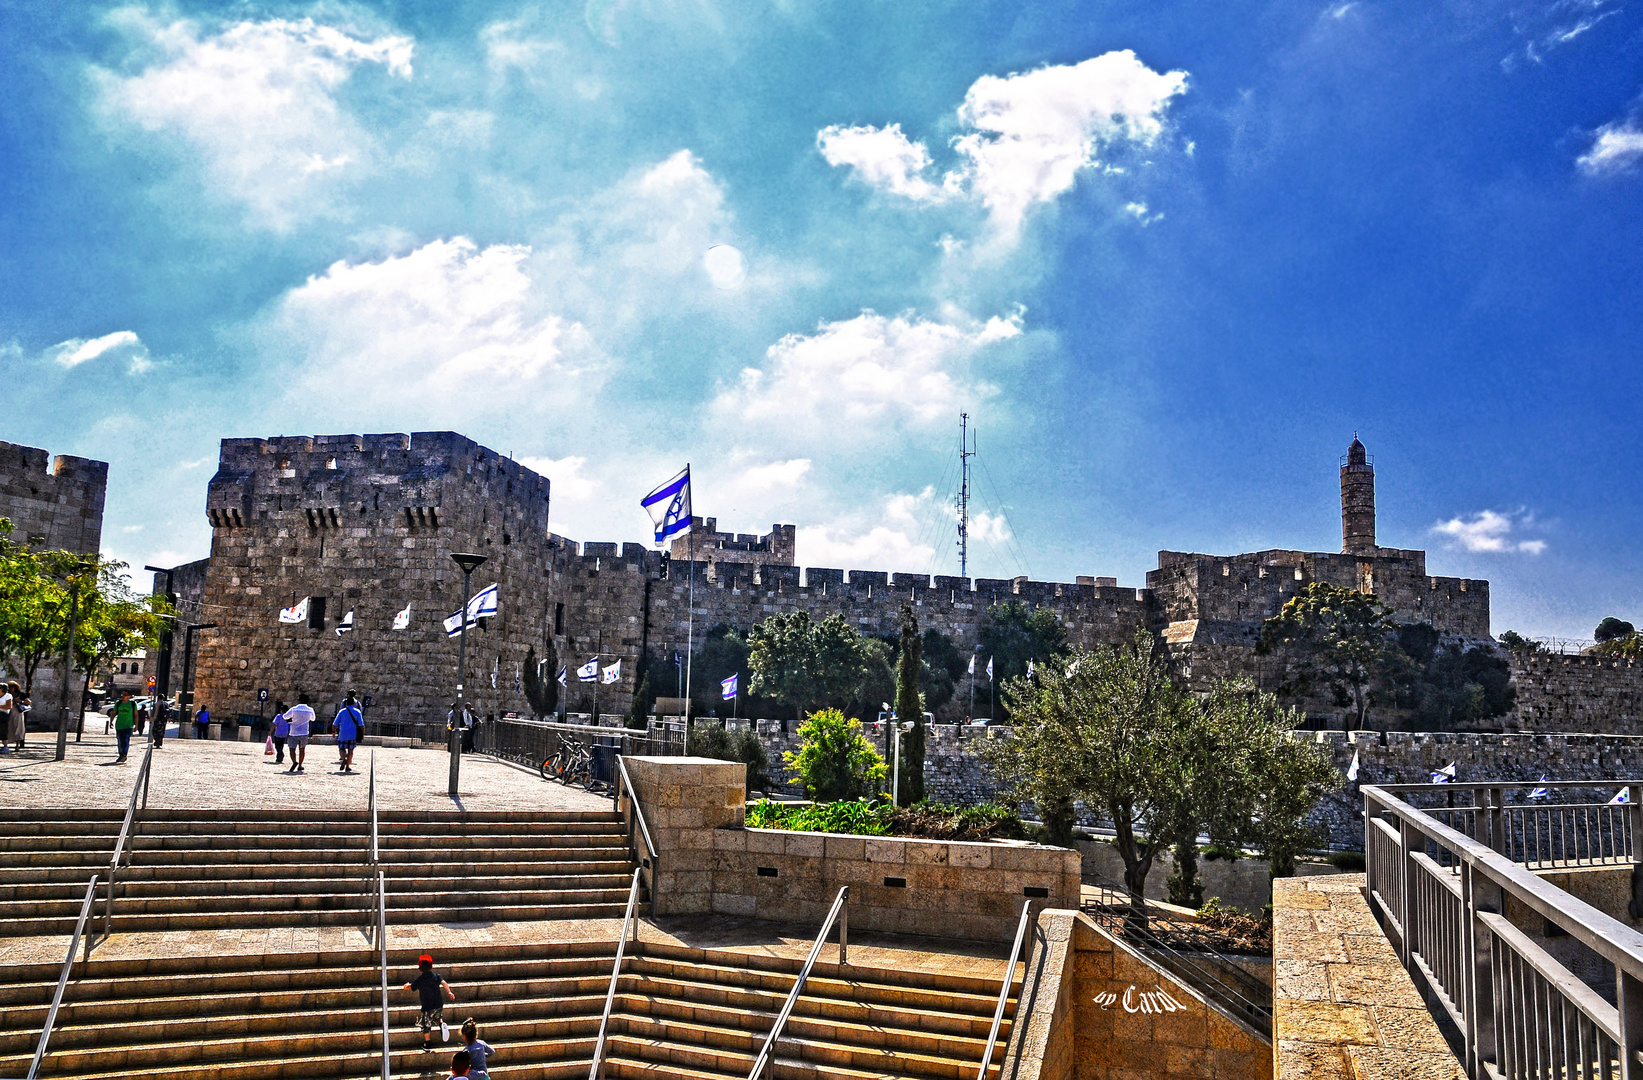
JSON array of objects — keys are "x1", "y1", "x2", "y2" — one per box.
[
  {"x1": 491, "y1": 656, "x2": 499, "y2": 689},
  {"x1": 577, "y1": 658, "x2": 599, "y2": 682},
  {"x1": 556, "y1": 666, "x2": 568, "y2": 687},
  {"x1": 1346, "y1": 749, "x2": 1359, "y2": 783},
  {"x1": 1613, "y1": 788, "x2": 1632, "y2": 805},
  {"x1": 1431, "y1": 762, "x2": 1457, "y2": 784},
  {"x1": 1027, "y1": 659, "x2": 1035, "y2": 678},
  {"x1": 444, "y1": 583, "x2": 499, "y2": 637},
  {"x1": 602, "y1": 660, "x2": 622, "y2": 685},
  {"x1": 1528, "y1": 776, "x2": 1549, "y2": 800},
  {"x1": 986, "y1": 657, "x2": 994, "y2": 682},
  {"x1": 335, "y1": 608, "x2": 354, "y2": 636},
  {"x1": 642, "y1": 466, "x2": 693, "y2": 545},
  {"x1": 721, "y1": 673, "x2": 738, "y2": 700}
]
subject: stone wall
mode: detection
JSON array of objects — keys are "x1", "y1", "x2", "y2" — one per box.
[
  {"x1": 1510, "y1": 654, "x2": 1643, "y2": 734},
  {"x1": 0, "y1": 439, "x2": 107, "y2": 555}
]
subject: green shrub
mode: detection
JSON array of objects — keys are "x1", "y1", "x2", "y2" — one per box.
[
  {"x1": 782, "y1": 708, "x2": 887, "y2": 801},
  {"x1": 690, "y1": 721, "x2": 772, "y2": 794},
  {"x1": 745, "y1": 797, "x2": 893, "y2": 836},
  {"x1": 1327, "y1": 849, "x2": 1366, "y2": 872},
  {"x1": 1201, "y1": 844, "x2": 1242, "y2": 862}
]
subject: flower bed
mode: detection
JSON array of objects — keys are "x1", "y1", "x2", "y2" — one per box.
[{"x1": 744, "y1": 797, "x2": 1029, "y2": 841}]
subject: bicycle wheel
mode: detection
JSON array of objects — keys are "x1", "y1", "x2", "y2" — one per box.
[{"x1": 539, "y1": 751, "x2": 559, "y2": 782}]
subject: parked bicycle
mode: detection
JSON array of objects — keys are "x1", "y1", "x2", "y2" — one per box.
[{"x1": 540, "y1": 733, "x2": 600, "y2": 791}]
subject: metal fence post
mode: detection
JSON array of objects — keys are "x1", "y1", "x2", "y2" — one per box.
[
  {"x1": 1461, "y1": 859, "x2": 1501, "y2": 1079},
  {"x1": 1399, "y1": 814, "x2": 1419, "y2": 967},
  {"x1": 1621, "y1": 969, "x2": 1643, "y2": 1080}
]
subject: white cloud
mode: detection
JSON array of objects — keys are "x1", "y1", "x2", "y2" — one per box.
[
  {"x1": 816, "y1": 123, "x2": 943, "y2": 201},
  {"x1": 270, "y1": 237, "x2": 587, "y2": 404},
  {"x1": 98, "y1": 15, "x2": 414, "y2": 229},
  {"x1": 45, "y1": 330, "x2": 151, "y2": 374},
  {"x1": 716, "y1": 309, "x2": 1018, "y2": 435},
  {"x1": 517, "y1": 455, "x2": 602, "y2": 505},
  {"x1": 731, "y1": 459, "x2": 812, "y2": 494},
  {"x1": 1432, "y1": 509, "x2": 1547, "y2": 554},
  {"x1": 1579, "y1": 117, "x2": 1643, "y2": 176},
  {"x1": 703, "y1": 245, "x2": 746, "y2": 289}
]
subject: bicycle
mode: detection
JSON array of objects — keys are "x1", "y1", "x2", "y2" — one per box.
[{"x1": 541, "y1": 734, "x2": 599, "y2": 790}]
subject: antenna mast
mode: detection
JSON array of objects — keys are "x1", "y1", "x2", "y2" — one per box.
[{"x1": 957, "y1": 413, "x2": 974, "y2": 578}]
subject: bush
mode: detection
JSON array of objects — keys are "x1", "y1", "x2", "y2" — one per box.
[
  {"x1": 1327, "y1": 849, "x2": 1366, "y2": 872},
  {"x1": 744, "y1": 797, "x2": 1026, "y2": 840},
  {"x1": 889, "y1": 800, "x2": 1028, "y2": 841},
  {"x1": 746, "y1": 798, "x2": 893, "y2": 835},
  {"x1": 690, "y1": 721, "x2": 772, "y2": 794},
  {"x1": 782, "y1": 708, "x2": 887, "y2": 801},
  {"x1": 1196, "y1": 897, "x2": 1273, "y2": 955}
]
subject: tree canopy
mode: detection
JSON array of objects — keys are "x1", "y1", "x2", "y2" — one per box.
[
  {"x1": 1257, "y1": 583, "x2": 1402, "y2": 729},
  {"x1": 747, "y1": 611, "x2": 892, "y2": 720}
]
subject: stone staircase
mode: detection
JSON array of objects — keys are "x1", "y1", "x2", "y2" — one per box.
[
  {"x1": 0, "y1": 808, "x2": 635, "y2": 936},
  {"x1": 0, "y1": 939, "x2": 1017, "y2": 1080}
]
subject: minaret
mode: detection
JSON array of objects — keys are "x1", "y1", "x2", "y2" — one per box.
[{"x1": 1341, "y1": 436, "x2": 1376, "y2": 555}]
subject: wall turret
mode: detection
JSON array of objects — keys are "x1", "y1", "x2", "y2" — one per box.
[{"x1": 1341, "y1": 437, "x2": 1376, "y2": 556}]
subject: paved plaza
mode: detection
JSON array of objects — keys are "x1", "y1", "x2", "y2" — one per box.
[{"x1": 0, "y1": 721, "x2": 610, "y2": 813}]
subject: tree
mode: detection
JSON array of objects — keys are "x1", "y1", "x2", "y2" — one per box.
[
  {"x1": 894, "y1": 604, "x2": 925, "y2": 806},
  {"x1": 919, "y1": 628, "x2": 965, "y2": 717},
  {"x1": 1394, "y1": 624, "x2": 1515, "y2": 731},
  {"x1": 0, "y1": 547, "x2": 76, "y2": 695},
  {"x1": 979, "y1": 601, "x2": 1067, "y2": 718},
  {"x1": 1497, "y1": 630, "x2": 1548, "y2": 657},
  {"x1": 523, "y1": 643, "x2": 559, "y2": 718},
  {"x1": 748, "y1": 612, "x2": 888, "y2": 721},
  {"x1": 782, "y1": 708, "x2": 887, "y2": 801},
  {"x1": 71, "y1": 561, "x2": 169, "y2": 717},
  {"x1": 1257, "y1": 583, "x2": 1403, "y2": 728},
  {"x1": 1596, "y1": 617, "x2": 1636, "y2": 644}
]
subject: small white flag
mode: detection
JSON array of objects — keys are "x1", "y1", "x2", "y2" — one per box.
[
  {"x1": 335, "y1": 608, "x2": 354, "y2": 636},
  {"x1": 279, "y1": 597, "x2": 310, "y2": 625},
  {"x1": 1528, "y1": 776, "x2": 1549, "y2": 800},
  {"x1": 986, "y1": 656, "x2": 994, "y2": 682},
  {"x1": 1346, "y1": 749, "x2": 1359, "y2": 782},
  {"x1": 577, "y1": 658, "x2": 599, "y2": 682},
  {"x1": 392, "y1": 603, "x2": 411, "y2": 631},
  {"x1": 491, "y1": 656, "x2": 499, "y2": 689},
  {"x1": 514, "y1": 663, "x2": 523, "y2": 694},
  {"x1": 602, "y1": 660, "x2": 621, "y2": 685},
  {"x1": 1612, "y1": 788, "x2": 1632, "y2": 805},
  {"x1": 968, "y1": 654, "x2": 976, "y2": 676},
  {"x1": 1027, "y1": 659, "x2": 1035, "y2": 678},
  {"x1": 1431, "y1": 762, "x2": 1457, "y2": 784},
  {"x1": 556, "y1": 666, "x2": 568, "y2": 687},
  {"x1": 721, "y1": 673, "x2": 738, "y2": 700}
]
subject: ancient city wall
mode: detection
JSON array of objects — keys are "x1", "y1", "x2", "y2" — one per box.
[
  {"x1": 1508, "y1": 654, "x2": 1643, "y2": 734},
  {"x1": 0, "y1": 439, "x2": 107, "y2": 556}
]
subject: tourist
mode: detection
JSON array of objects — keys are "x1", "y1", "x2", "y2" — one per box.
[
  {"x1": 334, "y1": 693, "x2": 362, "y2": 773},
  {"x1": 446, "y1": 1049, "x2": 471, "y2": 1078},
  {"x1": 459, "y1": 1019, "x2": 496, "y2": 1079},
  {"x1": 284, "y1": 697, "x2": 314, "y2": 773},
  {"x1": 402, "y1": 954, "x2": 456, "y2": 1053},
  {"x1": 269, "y1": 701, "x2": 288, "y2": 765},
  {"x1": 194, "y1": 704, "x2": 210, "y2": 740},
  {"x1": 6, "y1": 682, "x2": 24, "y2": 752},
  {"x1": 112, "y1": 692, "x2": 136, "y2": 763},
  {"x1": 135, "y1": 703, "x2": 148, "y2": 736},
  {"x1": 0, "y1": 682, "x2": 11, "y2": 755}
]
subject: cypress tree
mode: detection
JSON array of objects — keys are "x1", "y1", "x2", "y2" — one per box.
[{"x1": 895, "y1": 603, "x2": 925, "y2": 806}]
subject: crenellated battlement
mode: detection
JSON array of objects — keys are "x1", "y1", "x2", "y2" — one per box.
[{"x1": 0, "y1": 438, "x2": 107, "y2": 555}]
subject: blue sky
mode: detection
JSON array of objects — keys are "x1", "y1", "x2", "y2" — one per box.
[{"x1": 1, "y1": 0, "x2": 1640, "y2": 640}]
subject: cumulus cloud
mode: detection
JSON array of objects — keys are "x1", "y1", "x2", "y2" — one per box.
[
  {"x1": 45, "y1": 330, "x2": 152, "y2": 374},
  {"x1": 798, "y1": 491, "x2": 939, "y2": 571},
  {"x1": 518, "y1": 455, "x2": 602, "y2": 504},
  {"x1": 732, "y1": 459, "x2": 812, "y2": 494},
  {"x1": 1432, "y1": 510, "x2": 1547, "y2": 555},
  {"x1": 819, "y1": 51, "x2": 1187, "y2": 241},
  {"x1": 270, "y1": 237, "x2": 587, "y2": 404},
  {"x1": 715, "y1": 309, "x2": 1018, "y2": 435},
  {"x1": 1579, "y1": 113, "x2": 1643, "y2": 176},
  {"x1": 97, "y1": 15, "x2": 414, "y2": 229},
  {"x1": 816, "y1": 123, "x2": 943, "y2": 201}
]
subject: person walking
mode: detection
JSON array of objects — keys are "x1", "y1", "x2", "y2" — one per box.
[
  {"x1": 333, "y1": 693, "x2": 362, "y2": 773},
  {"x1": 402, "y1": 954, "x2": 456, "y2": 1053},
  {"x1": 193, "y1": 704, "x2": 210, "y2": 741},
  {"x1": 284, "y1": 697, "x2": 314, "y2": 773},
  {"x1": 0, "y1": 682, "x2": 12, "y2": 756},
  {"x1": 269, "y1": 701, "x2": 288, "y2": 765},
  {"x1": 459, "y1": 1019, "x2": 497, "y2": 1080},
  {"x1": 136, "y1": 703, "x2": 148, "y2": 736},
  {"x1": 112, "y1": 692, "x2": 137, "y2": 763},
  {"x1": 6, "y1": 682, "x2": 24, "y2": 752}
]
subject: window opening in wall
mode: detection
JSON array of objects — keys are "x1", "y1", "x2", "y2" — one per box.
[
  {"x1": 325, "y1": 456, "x2": 337, "y2": 469},
  {"x1": 554, "y1": 603, "x2": 564, "y2": 635},
  {"x1": 308, "y1": 596, "x2": 327, "y2": 630}
]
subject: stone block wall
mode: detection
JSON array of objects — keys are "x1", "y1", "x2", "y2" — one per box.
[
  {"x1": 0, "y1": 439, "x2": 107, "y2": 555},
  {"x1": 619, "y1": 755, "x2": 747, "y2": 916},
  {"x1": 1510, "y1": 654, "x2": 1643, "y2": 734}
]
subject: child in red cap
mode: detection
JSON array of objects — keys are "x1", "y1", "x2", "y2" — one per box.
[{"x1": 403, "y1": 954, "x2": 456, "y2": 1052}]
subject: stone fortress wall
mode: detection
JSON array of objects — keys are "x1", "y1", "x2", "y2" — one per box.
[{"x1": 0, "y1": 439, "x2": 107, "y2": 556}]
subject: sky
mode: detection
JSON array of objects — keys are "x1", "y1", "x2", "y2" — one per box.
[{"x1": 1, "y1": 0, "x2": 1640, "y2": 641}]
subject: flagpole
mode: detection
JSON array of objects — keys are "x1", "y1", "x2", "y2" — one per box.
[{"x1": 685, "y1": 516, "x2": 694, "y2": 754}]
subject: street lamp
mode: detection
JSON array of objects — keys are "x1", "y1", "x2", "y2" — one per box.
[
  {"x1": 179, "y1": 623, "x2": 218, "y2": 736},
  {"x1": 448, "y1": 552, "x2": 488, "y2": 797},
  {"x1": 144, "y1": 565, "x2": 177, "y2": 749},
  {"x1": 55, "y1": 559, "x2": 95, "y2": 761}
]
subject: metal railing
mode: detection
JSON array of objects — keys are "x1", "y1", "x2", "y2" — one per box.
[
  {"x1": 27, "y1": 874, "x2": 100, "y2": 1079},
  {"x1": 1379, "y1": 780, "x2": 1639, "y2": 871},
  {"x1": 614, "y1": 756, "x2": 659, "y2": 917},
  {"x1": 102, "y1": 742, "x2": 154, "y2": 940},
  {"x1": 474, "y1": 716, "x2": 682, "y2": 778},
  {"x1": 588, "y1": 866, "x2": 645, "y2": 1080},
  {"x1": 1364, "y1": 781, "x2": 1643, "y2": 1080},
  {"x1": 746, "y1": 886, "x2": 850, "y2": 1080},
  {"x1": 376, "y1": 869, "x2": 389, "y2": 1080},
  {"x1": 976, "y1": 899, "x2": 1034, "y2": 1080},
  {"x1": 368, "y1": 749, "x2": 379, "y2": 867}
]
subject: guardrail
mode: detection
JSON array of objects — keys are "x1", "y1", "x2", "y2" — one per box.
[
  {"x1": 474, "y1": 716, "x2": 682, "y2": 776},
  {"x1": 1378, "y1": 780, "x2": 1639, "y2": 870},
  {"x1": 976, "y1": 899, "x2": 1033, "y2": 1080},
  {"x1": 746, "y1": 886, "x2": 850, "y2": 1080},
  {"x1": 614, "y1": 756, "x2": 659, "y2": 917},
  {"x1": 375, "y1": 869, "x2": 389, "y2": 1080},
  {"x1": 26, "y1": 874, "x2": 100, "y2": 1079},
  {"x1": 102, "y1": 742, "x2": 154, "y2": 940},
  {"x1": 588, "y1": 866, "x2": 645, "y2": 1080},
  {"x1": 1364, "y1": 781, "x2": 1643, "y2": 1080},
  {"x1": 367, "y1": 749, "x2": 378, "y2": 867}
]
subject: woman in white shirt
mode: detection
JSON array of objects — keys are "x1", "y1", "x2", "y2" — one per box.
[{"x1": 3, "y1": 682, "x2": 21, "y2": 751}]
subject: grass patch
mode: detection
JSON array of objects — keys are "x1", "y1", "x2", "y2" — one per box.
[{"x1": 745, "y1": 798, "x2": 1028, "y2": 841}]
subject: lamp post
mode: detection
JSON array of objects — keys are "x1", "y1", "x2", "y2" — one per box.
[
  {"x1": 143, "y1": 565, "x2": 177, "y2": 749},
  {"x1": 55, "y1": 559, "x2": 95, "y2": 761},
  {"x1": 449, "y1": 552, "x2": 487, "y2": 797}
]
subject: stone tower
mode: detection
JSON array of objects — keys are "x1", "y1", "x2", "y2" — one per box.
[{"x1": 1341, "y1": 437, "x2": 1376, "y2": 555}]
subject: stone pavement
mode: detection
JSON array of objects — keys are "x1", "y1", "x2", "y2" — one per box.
[{"x1": 0, "y1": 723, "x2": 610, "y2": 813}]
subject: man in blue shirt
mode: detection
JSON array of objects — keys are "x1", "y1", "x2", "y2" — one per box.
[
  {"x1": 194, "y1": 704, "x2": 210, "y2": 740},
  {"x1": 334, "y1": 692, "x2": 363, "y2": 773}
]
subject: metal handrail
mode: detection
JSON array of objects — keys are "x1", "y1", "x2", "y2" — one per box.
[
  {"x1": 976, "y1": 899, "x2": 1034, "y2": 1080},
  {"x1": 588, "y1": 866, "x2": 645, "y2": 1080},
  {"x1": 614, "y1": 756, "x2": 658, "y2": 916},
  {"x1": 746, "y1": 886, "x2": 850, "y2": 1080},
  {"x1": 27, "y1": 874, "x2": 100, "y2": 1079},
  {"x1": 368, "y1": 749, "x2": 378, "y2": 866},
  {"x1": 376, "y1": 869, "x2": 389, "y2": 1080},
  {"x1": 103, "y1": 742, "x2": 154, "y2": 939}
]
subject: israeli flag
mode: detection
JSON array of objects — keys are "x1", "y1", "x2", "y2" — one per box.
[
  {"x1": 577, "y1": 658, "x2": 599, "y2": 682},
  {"x1": 967, "y1": 654, "x2": 976, "y2": 676},
  {"x1": 444, "y1": 583, "x2": 500, "y2": 637},
  {"x1": 556, "y1": 666, "x2": 568, "y2": 687},
  {"x1": 1612, "y1": 788, "x2": 1632, "y2": 805},
  {"x1": 335, "y1": 608, "x2": 354, "y2": 636},
  {"x1": 1346, "y1": 749, "x2": 1359, "y2": 782},
  {"x1": 986, "y1": 657, "x2": 994, "y2": 682},
  {"x1": 602, "y1": 660, "x2": 622, "y2": 685},
  {"x1": 1528, "y1": 775, "x2": 1549, "y2": 800},
  {"x1": 641, "y1": 466, "x2": 693, "y2": 545},
  {"x1": 721, "y1": 673, "x2": 738, "y2": 700},
  {"x1": 1027, "y1": 659, "x2": 1035, "y2": 678},
  {"x1": 279, "y1": 597, "x2": 310, "y2": 625},
  {"x1": 491, "y1": 656, "x2": 499, "y2": 689},
  {"x1": 1431, "y1": 762, "x2": 1457, "y2": 784},
  {"x1": 514, "y1": 663, "x2": 523, "y2": 694},
  {"x1": 392, "y1": 603, "x2": 412, "y2": 631}
]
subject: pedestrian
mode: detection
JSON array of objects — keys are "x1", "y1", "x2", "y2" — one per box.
[
  {"x1": 0, "y1": 682, "x2": 12, "y2": 756},
  {"x1": 112, "y1": 692, "x2": 137, "y2": 763},
  {"x1": 333, "y1": 692, "x2": 362, "y2": 773},
  {"x1": 194, "y1": 704, "x2": 210, "y2": 740},
  {"x1": 446, "y1": 1049, "x2": 471, "y2": 1078},
  {"x1": 6, "y1": 682, "x2": 24, "y2": 752},
  {"x1": 152, "y1": 696, "x2": 165, "y2": 748},
  {"x1": 284, "y1": 697, "x2": 314, "y2": 774},
  {"x1": 136, "y1": 703, "x2": 148, "y2": 736},
  {"x1": 269, "y1": 701, "x2": 288, "y2": 765},
  {"x1": 402, "y1": 954, "x2": 456, "y2": 1053},
  {"x1": 459, "y1": 1019, "x2": 496, "y2": 1080}
]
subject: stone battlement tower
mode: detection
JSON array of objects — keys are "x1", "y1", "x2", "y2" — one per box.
[
  {"x1": 0, "y1": 439, "x2": 107, "y2": 554},
  {"x1": 1341, "y1": 436, "x2": 1376, "y2": 556}
]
